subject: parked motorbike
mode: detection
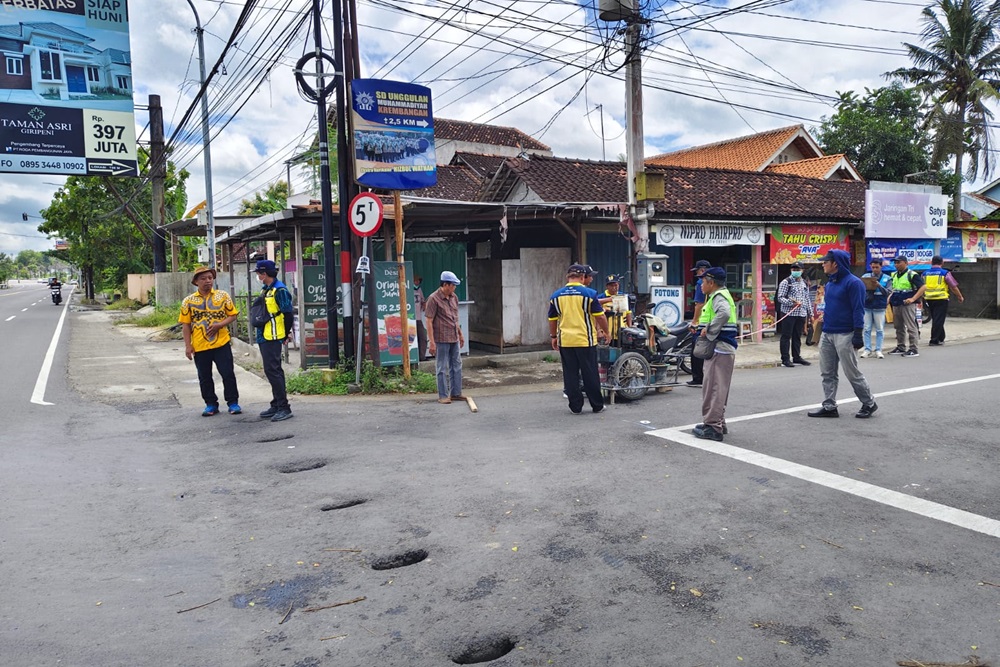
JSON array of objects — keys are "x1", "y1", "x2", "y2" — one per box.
[
  {"x1": 50, "y1": 283, "x2": 62, "y2": 305},
  {"x1": 598, "y1": 313, "x2": 695, "y2": 401}
]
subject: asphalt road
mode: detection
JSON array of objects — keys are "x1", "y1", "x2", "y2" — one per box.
[{"x1": 2, "y1": 297, "x2": 999, "y2": 667}]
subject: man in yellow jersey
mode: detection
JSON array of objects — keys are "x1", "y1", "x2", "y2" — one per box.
[
  {"x1": 692, "y1": 267, "x2": 739, "y2": 441},
  {"x1": 923, "y1": 255, "x2": 964, "y2": 346},
  {"x1": 179, "y1": 266, "x2": 241, "y2": 417},
  {"x1": 549, "y1": 264, "x2": 610, "y2": 414},
  {"x1": 254, "y1": 259, "x2": 294, "y2": 422}
]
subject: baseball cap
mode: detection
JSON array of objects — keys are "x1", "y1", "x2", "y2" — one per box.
[
  {"x1": 690, "y1": 259, "x2": 711, "y2": 272},
  {"x1": 440, "y1": 270, "x2": 461, "y2": 285},
  {"x1": 605, "y1": 274, "x2": 620, "y2": 283},
  {"x1": 893, "y1": 254, "x2": 909, "y2": 262},
  {"x1": 790, "y1": 261, "x2": 803, "y2": 269},
  {"x1": 702, "y1": 267, "x2": 726, "y2": 283},
  {"x1": 568, "y1": 263, "x2": 598, "y2": 276},
  {"x1": 254, "y1": 259, "x2": 277, "y2": 272}
]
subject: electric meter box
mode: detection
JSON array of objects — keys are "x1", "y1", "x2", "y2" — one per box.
[{"x1": 636, "y1": 253, "x2": 668, "y2": 293}]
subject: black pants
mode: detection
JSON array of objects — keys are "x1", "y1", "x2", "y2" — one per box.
[
  {"x1": 925, "y1": 299, "x2": 949, "y2": 344},
  {"x1": 780, "y1": 315, "x2": 806, "y2": 362},
  {"x1": 560, "y1": 346, "x2": 603, "y2": 413},
  {"x1": 690, "y1": 354, "x2": 704, "y2": 384},
  {"x1": 260, "y1": 339, "x2": 289, "y2": 410},
  {"x1": 193, "y1": 343, "x2": 238, "y2": 408}
]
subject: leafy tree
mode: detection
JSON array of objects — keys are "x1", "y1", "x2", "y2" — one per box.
[
  {"x1": 818, "y1": 85, "x2": 929, "y2": 181},
  {"x1": 887, "y1": 0, "x2": 1000, "y2": 217},
  {"x1": 15, "y1": 249, "x2": 46, "y2": 278},
  {"x1": 38, "y1": 151, "x2": 188, "y2": 293},
  {"x1": 0, "y1": 252, "x2": 13, "y2": 282},
  {"x1": 238, "y1": 180, "x2": 289, "y2": 215}
]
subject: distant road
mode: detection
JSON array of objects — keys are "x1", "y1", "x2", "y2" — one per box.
[{"x1": 0, "y1": 279, "x2": 71, "y2": 405}]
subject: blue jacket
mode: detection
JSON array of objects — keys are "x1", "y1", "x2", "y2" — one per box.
[
  {"x1": 822, "y1": 249, "x2": 865, "y2": 334},
  {"x1": 861, "y1": 271, "x2": 891, "y2": 310}
]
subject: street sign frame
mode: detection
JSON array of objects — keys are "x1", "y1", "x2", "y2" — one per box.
[{"x1": 349, "y1": 192, "x2": 384, "y2": 237}]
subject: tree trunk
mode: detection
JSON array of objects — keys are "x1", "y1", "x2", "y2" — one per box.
[{"x1": 953, "y1": 148, "x2": 963, "y2": 222}]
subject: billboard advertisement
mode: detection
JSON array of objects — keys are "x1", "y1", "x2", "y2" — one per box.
[
  {"x1": 865, "y1": 190, "x2": 948, "y2": 239},
  {"x1": 654, "y1": 223, "x2": 764, "y2": 247},
  {"x1": 350, "y1": 78, "x2": 436, "y2": 190},
  {"x1": 769, "y1": 224, "x2": 849, "y2": 263},
  {"x1": 0, "y1": 0, "x2": 137, "y2": 177}
]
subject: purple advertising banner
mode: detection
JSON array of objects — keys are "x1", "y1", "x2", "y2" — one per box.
[{"x1": 865, "y1": 190, "x2": 948, "y2": 239}]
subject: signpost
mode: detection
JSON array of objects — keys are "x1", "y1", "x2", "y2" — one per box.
[
  {"x1": 0, "y1": 1, "x2": 138, "y2": 177},
  {"x1": 348, "y1": 191, "x2": 382, "y2": 381}
]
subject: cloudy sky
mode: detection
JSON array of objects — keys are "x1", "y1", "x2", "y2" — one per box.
[{"x1": 0, "y1": 0, "x2": 960, "y2": 255}]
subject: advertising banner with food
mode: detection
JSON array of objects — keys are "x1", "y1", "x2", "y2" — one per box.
[{"x1": 769, "y1": 225, "x2": 849, "y2": 263}]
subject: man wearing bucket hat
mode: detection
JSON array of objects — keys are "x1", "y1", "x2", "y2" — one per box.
[
  {"x1": 425, "y1": 270, "x2": 465, "y2": 404},
  {"x1": 178, "y1": 266, "x2": 241, "y2": 417}
]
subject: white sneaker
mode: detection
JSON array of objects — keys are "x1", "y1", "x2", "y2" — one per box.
[
  {"x1": 875, "y1": 350, "x2": 884, "y2": 359},
  {"x1": 859, "y1": 349, "x2": 871, "y2": 358}
]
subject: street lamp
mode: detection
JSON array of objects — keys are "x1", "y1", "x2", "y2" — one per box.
[{"x1": 183, "y1": 0, "x2": 216, "y2": 268}]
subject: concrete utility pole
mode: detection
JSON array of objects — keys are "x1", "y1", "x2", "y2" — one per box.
[
  {"x1": 184, "y1": 0, "x2": 216, "y2": 268},
  {"x1": 149, "y1": 94, "x2": 167, "y2": 273},
  {"x1": 624, "y1": 12, "x2": 648, "y2": 255}
]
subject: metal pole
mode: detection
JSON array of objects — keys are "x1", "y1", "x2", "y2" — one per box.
[
  {"x1": 332, "y1": 0, "x2": 354, "y2": 358},
  {"x1": 184, "y1": 0, "x2": 216, "y2": 268},
  {"x1": 625, "y1": 15, "x2": 647, "y2": 256}
]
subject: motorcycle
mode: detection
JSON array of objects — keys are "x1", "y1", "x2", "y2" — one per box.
[
  {"x1": 598, "y1": 312, "x2": 696, "y2": 401},
  {"x1": 50, "y1": 284, "x2": 62, "y2": 305}
]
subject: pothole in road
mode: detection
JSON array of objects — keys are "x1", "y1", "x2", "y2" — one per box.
[
  {"x1": 449, "y1": 635, "x2": 517, "y2": 664},
  {"x1": 321, "y1": 499, "x2": 368, "y2": 511},
  {"x1": 258, "y1": 434, "x2": 295, "y2": 443},
  {"x1": 369, "y1": 549, "x2": 427, "y2": 570},
  {"x1": 277, "y1": 458, "x2": 327, "y2": 474}
]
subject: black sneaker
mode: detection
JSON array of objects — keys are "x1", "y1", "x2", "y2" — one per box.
[
  {"x1": 792, "y1": 358, "x2": 811, "y2": 366},
  {"x1": 903, "y1": 349, "x2": 919, "y2": 357},
  {"x1": 685, "y1": 380, "x2": 702, "y2": 388},
  {"x1": 259, "y1": 407, "x2": 278, "y2": 419},
  {"x1": 270, "y1": 409, "x2": 293, "y2": 422},
  {"x1": 780, "y1": 360, "x2": 795, "y2": 368},
  {"x1": 696, "y1": 422, "x2": 728, "y2": 434},
  {"x1": 807, "y1": 407, "x2": 840, "y2": 418},
  {"x1": 593, "y1": 405, "x2": 605, "y2": 414},
  {"x1": 693, "y1": 425, "x2": 723, "y2": 441},
  {"x1": 855, "y1": 402, "x2": 878, "y2": 418},
  {"x1": 888, "y1": 347, "x2": 906, "y2": 355}
]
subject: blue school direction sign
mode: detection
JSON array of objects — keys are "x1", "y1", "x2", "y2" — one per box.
[{"x1": 350, "y1": 79, "x2": 437, "y2": 190}]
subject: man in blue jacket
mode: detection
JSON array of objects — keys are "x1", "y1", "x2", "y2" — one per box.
[{"x1": 808, "y1": 249, "x2": 878, "y2": 419}]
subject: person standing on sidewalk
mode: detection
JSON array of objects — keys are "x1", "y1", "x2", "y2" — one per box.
[
  {"x1": 549, "y1": 264, "x2": 610, "y2": 414},
  {"x1": 687, "y1": 259, "x2": 711, "y2": 388},
  {"x1": 888, "y1": 255, "x2": 925, "y2": 357},
  {"x1": 413, "y1": 275, "x2": 428, "y2": 360},
  {"x1": 254, "y1": 259, "x2": 294, "y2": 422},
  {"x1": 692, "y1": 267, "x2": 738, "y2": 441},
  {"x1": 860, "y1": 259, "x2": 891, "y2": 359},
  {"x1": 776, "y1": 261, "x2": 813, "y2": 368},
  {"x1": 179, "y1": 266, "x2": 241, "y2": 417},
  {"x1": 923, "y1": 255, "x2": 964, "y2": 346},
  {"x1": 808, "y1": 250, "x2": 878, "y2": 419},
  {"x1": 425, "y1": 270, "x2": 465, "y2": 404}
]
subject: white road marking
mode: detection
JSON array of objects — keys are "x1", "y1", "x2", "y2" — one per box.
[
  {"x1": 648, "y1": 373, "x2": 1000, "y2": 539},
  {"x1": 5, "y1": 316, "x2": 14, "y2": 321},
  {"x1": 31, "y1": 287, "x2": 73, "y2": 406},
  {"x1": 22, "y1": 308, "x2": 28, "y2": 312}
]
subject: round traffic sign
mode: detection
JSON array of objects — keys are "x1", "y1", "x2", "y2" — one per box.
[{"x1": 348, "y1": 192, "x2": 384, "y2": 237}]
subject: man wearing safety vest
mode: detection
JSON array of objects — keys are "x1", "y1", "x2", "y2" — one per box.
[
  {"x1": 254, "y1": 259, "x2": 294, "y2": 422},
  {"x1": 923, "y1": 255, "x2": 964, "y2": 346},
  {"x1": 692, "y1": 267, "x2": 739, "y2": 441},
  {"x1": 887, "y1": 255, "x2": 926, "y2": 358}
]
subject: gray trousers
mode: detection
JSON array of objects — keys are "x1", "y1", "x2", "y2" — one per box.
[
  {"x1": 893, "y1": 302, "x2": 919, "y2": 350},
  {"x1": 701, "y1": 352, "x2": 735, "y2": 432},
  {"x1": 819, "y1": 332, "x2": 874, "y2": 409}
]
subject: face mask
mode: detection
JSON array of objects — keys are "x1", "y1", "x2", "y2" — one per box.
[{"x1": 790, "y1": 270, "x2": 802, "y2": 278}]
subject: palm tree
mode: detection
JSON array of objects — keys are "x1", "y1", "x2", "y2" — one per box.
[{"x1": 888, "y1": 0, "x2": 1000, "y2": 219}]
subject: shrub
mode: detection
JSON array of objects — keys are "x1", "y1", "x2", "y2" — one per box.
[{"x1": 286, "y1": 358, "x2": 436, "y2": 395}]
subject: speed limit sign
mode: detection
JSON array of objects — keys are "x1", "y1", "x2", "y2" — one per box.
[{"x1": 348, "y1": 192, "x2": 384, "y2": 237}]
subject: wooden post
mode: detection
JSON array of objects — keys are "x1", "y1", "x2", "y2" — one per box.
[
  {"x1": 752, "y1": 244, "x2": 762, "y2": 343},
  {"x1": 394, "y1": 190, "x2": 411, "y2": 378}
]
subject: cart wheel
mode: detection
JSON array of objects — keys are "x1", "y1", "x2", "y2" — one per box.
[
  {"x1": 679, "y1": 354, "x2": 692, "y2": 375},
  {"x1": 611, "y1": 352, "x2": 651, "y2": 401}
]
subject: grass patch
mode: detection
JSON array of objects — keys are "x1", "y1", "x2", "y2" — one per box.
[
  {"x1": 105, "y1": 297, "x2": 142, "y2": 311},
  {"x1": 116, "y1": 302, "x2": 182, "y2": 328},
  {"x1": 287, "y1": 359, "x2": 436, "y2": 396},
  {"x1": 542, "y1": 354, "x2": 559, "y2": 363}
]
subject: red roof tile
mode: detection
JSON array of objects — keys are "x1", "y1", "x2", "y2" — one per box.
[
  {"x1": 403, "y1": 164, "x2": 484, "y2": 201},
  {"x1": 765, "y1": 154, "x2": 863, "y2": 181},
  {"x1": 435, "y1": 118, "x2": 550, "y2": 152},
  {"x1": 646, "y1": 125, "x2": 811, "y2": 171}
]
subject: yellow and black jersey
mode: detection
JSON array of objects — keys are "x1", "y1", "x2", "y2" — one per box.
[{"x1": 548, "y1": 282, "x2": 605, "y2": 347}]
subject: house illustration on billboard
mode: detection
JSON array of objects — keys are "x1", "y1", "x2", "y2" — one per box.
[{"x1": 0, "y1": 22, "x2": 131, "y2": 100}]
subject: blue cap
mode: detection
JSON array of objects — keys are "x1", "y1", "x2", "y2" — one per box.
[
  {"x1": 254, "y1": 259, "x2": 276, "y2": 273},
  {"x1": 440, "y1": 270, "x2": 461, "y2": 285},
  {"x1": 702, "y1": 267, "x2": 727, "y2": 283}
]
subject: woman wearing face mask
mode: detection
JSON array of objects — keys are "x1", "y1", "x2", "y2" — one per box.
[{"x1": 776, "y1": 261, "x2": 814, "y2": 368}]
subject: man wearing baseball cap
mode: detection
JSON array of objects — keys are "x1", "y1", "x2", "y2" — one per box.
[
  {"x1": 691, "y1": 267, "x2": 738, "y2": 441},
  {"x1": 687, "y1": 260, "x2": 712, "y2": 388},
  {"x1": 548, "y1": 264, "x2": 610, "y2": 414},
  {"x1": 254, "y1": 258, "x2": 295, "y2": 421},
  {"x1": 178, "y1": 266, "x2": 241, "y2": 417},
  {"x1": 425, "y1": 270, "x2": 465, "y2": 404}
]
